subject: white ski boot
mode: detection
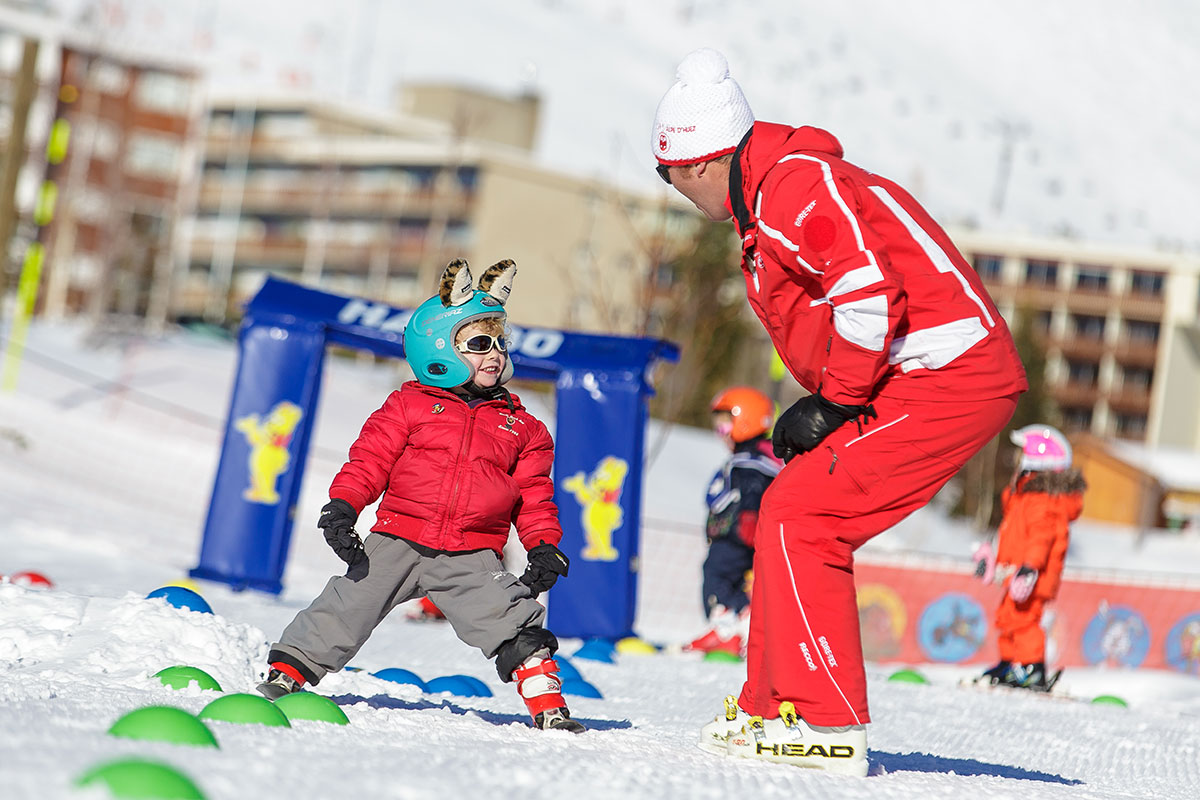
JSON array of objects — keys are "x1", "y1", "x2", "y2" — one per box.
[
  {"x1": 513, "y1": 650, "x2": 585, "y2": 734},
  {"x1": 726, "y1": 701, "x2": 868, "y2": 777},
  {"x1": 698, "y1": 695, "x2": 752, "y2": 754}
]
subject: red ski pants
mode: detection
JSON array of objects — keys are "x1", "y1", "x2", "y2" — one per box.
[
  {"x1": 738, "y1": 392, "x2": 1018, "y2": 726},
  {"x1": 995, "y1": 594, "x2": 1047, "y2": 664}
]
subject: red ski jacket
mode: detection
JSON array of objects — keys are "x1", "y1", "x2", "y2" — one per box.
[
  {"x1": 726, "y1": 122, "x2": 1027, "y2": 404},
  {"x1": 328, "y1": 381, "x2": 562, "y2": 555}
]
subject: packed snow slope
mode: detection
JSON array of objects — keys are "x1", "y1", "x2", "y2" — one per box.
[{"x1": 2, "y1": 322, "x2": 1199, "y2": 799}]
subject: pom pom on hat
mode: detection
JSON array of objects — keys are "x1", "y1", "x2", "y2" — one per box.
[{"x1": 652, "y1": 48, "x2": 754, "y2": 165}]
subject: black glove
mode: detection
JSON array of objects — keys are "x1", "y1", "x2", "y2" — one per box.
[
  {"x1": 519, "y1": 542, "x2": 570, "y2": 595},
  {"x1": 318, "y1": 499, "x2": 365, "y2": 567},
  {"x1": 772, "y1": 391, "x2": 877, "y2": 462}
]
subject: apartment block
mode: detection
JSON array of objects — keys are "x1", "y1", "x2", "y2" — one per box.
[
  {"x1": 951, "y1": 229, "x2": 1200, "y2": 449},
  {"x1": 0, "y1": 27, "x2": 203, "y2": 326},
  {"x1": 181, "y1": 86, "x2": 698, "y2": 335}
]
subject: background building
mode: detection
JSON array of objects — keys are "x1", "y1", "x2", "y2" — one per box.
[
  {"x1": 0, "y1": 26, "x2": 204, "y2": 330},
  {"x1": 181, "y1": 85, "x2": 698, "y2": 335},
  {"x1": 953, "y1": 228, "x2": 1200, "y2": 448},
  {"x1": 1072, "y1": 434, "x2": 1200, "y2": 530}
]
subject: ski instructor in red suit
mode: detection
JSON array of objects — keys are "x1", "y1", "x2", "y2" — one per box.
[{"x1": 655, "y1": 49, "x2": 1027, "y2": 776}]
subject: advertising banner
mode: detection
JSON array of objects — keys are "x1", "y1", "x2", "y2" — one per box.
[
  {"x1": 547, "y1": 370, "x2": 647, "y2": 640},
  {"x1": 856, "y1": 555, "x2": 1200, "y2": 673}
]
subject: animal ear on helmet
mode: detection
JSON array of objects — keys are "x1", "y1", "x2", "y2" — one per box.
[
  {"x1": 476, "y1": 259, "x2": 517, "y2": 306},
  {"x1": 439, "y1": 259, "x2": 475, "y2": 307}
]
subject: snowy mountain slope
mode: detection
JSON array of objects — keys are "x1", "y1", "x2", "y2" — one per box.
[
  {"x1": 3, "y1": 321, "x2": 1200, "y2": 799},
  {"x1": 45, "y1": 0, "x2": 1200, "y2": 252}
]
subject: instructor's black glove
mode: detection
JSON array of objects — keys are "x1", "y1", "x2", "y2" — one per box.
[
  {"x1": 519, "y1": 542, "x2": 570, "y2": 595},
  {"x1": 318, "y1": 498, "x2": 366, "y2": 567},
  {"x1": 772, "y1": 390, "x2": 877, "y2": 463}
]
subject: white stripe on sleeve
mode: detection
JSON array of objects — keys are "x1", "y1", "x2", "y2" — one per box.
[
  {"x1": 827, "y1": 264, "x2": 885, "y2": 298},
  {"x1": 833, "y1": 295, "x2": 889, "y2": 351},
  {"x1": 888, "y1": 316, "x2": 988, "y2": 372}
]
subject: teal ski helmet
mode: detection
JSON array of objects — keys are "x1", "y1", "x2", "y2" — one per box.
[{"x1": 403, "y1": 258, "x2": 517, "y2": 389}]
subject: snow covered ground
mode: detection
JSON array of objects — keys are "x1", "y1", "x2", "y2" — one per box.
[{"x1": 2, "y1": 321, "x2": 1200, "y2": 799}]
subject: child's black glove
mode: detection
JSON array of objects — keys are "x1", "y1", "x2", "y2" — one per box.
[
  {"x1": 519, "y1": 542, "x2": 570, "y2": 595},
  {"x1": 772, "y1": 391, "x2": 877, "y2": 462},
  {"x1": 319, "y1": 499, "x2": 365, "y2": 567}
]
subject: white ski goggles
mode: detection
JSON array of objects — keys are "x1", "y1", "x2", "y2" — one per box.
[{"x1": 455, "y1": 333, "x2": 508, "y2": 354}]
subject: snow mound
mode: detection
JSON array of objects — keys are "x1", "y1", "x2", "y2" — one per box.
[{"x1": 0, "y1": 583, "x2": 267, "y2": 701}]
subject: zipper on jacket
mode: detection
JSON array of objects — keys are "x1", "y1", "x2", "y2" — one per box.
[{"x1": 444, "y1": 406, "x2": 479, "y2": 537}]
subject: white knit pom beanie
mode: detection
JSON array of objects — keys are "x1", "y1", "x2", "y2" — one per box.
[{"x1": 652, "y1": 48, "x2": 754, "y2": 165}]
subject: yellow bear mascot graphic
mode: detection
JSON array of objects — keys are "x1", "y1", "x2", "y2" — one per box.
[
  {"x1": 562, "y1": 455, "x2": 628, "y2": 562},
  {"x1": 235, "y1": 400, "x2": 303, "y2": 505}
]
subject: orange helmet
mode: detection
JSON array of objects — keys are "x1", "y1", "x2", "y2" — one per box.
[{"x1": 710, "y1": 386, "x2": 774, "y2": 443}]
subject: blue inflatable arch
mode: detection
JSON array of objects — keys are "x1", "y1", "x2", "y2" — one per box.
[{"x1": 191, "y1": 277, "x2": 679, "y2": 640}]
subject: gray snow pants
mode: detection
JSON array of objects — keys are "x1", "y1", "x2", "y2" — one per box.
[{"x1": 270, "y1": 533, "x2": 549, "y2": 684}]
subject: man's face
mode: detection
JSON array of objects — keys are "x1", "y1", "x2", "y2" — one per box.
[{"x1": 662, "y1": 160, "x2": 732, "y2": 222}]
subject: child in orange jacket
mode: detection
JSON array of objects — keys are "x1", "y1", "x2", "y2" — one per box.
[{"x1": 975, "y1": 424, "x2": 1086, "y2": 690}]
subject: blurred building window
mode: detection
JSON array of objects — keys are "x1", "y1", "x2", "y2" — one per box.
[
  {"x1": 1124, "y1": 319, "x2": 1160, "y2": 344},
  {"x1": 134, "y1": 72, "x2": 192, "y2": 114},
  {"x1": 125, "y1": 132, "x2": 180, "y2": 178},
  {"x1": 74, "y1": 119, "x2": 120, "y2": 160},
  {"x1": 1024, "y1": 259, "x2": 1059, "y2": 287},
  {"x1": 1066, "y1": 359, "x2": 1099, "y2": 386},
  {"x1": 1033, "y1": 309, "x2": 1053, "y2": 336},
  {"x1": 457, "y1": 166, "x2": 479, "y2": 191},
  {"x1": 1061, "y1": 406, "x2": 1093, "y2": 431},
  {"x1": 261, "y1": 215, "x2": 305, "y2": 239},
  {"x1": 1075, "y1": 265, "x2": 1110, "y2": 291},
  {"x1": 394, "y1": 218, "x2": 427, "y2": 242},
  {"x1": 406, "y1": 167, "x2": 437, "y2": 191},
  {"x1": 1114, "y1": 412, "x2": 1147, "y2": 438},
  {"x1": 972, "y1": 253, "x2": 1003, "y2": 281},
  {"x1": 89, "y1": 61, "x2": 129, "y2": 95},
  {"x1": 1122, "y1": 365, "x2": 1153, "y2": 391},
  {"x1": 1070, "y1": 313, "x2": 1105, "y2": 340},
  {"x1": 1129, "y1": 270, "x2": 1165, "y2": 296}
]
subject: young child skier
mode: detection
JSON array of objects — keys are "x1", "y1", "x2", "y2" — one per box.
[
  {"x1": 256, "y1": 258, "x2": 584, "y2": 733},
  {"x1": 688, "y1": 386, "x2": 780, "y2": 658},
  {"x1": 975, "y1": 424, "x2": 1086, "y2": 691}
]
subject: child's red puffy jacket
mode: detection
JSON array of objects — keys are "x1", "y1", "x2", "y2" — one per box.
[
  {"x1": 328, "y1": 381, "x2": 562, "y2": 555},
  {"x1": 995, "y1": 470, "x2": 1087, "y2": 599}
]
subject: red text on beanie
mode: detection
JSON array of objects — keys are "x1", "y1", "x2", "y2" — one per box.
[{"x1": 652, "y1": 48, "x2": 754, "y2": 166}]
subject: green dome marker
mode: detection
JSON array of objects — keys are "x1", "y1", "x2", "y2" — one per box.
[
  {"x1": 75, "y1": 757, "x2": 206, "y2": 799},
  {"x1": 198, "y1": 693, "x2": 291, "y2": 727},
  {"x1": 154, "y1": 666, "x2": 222, "y2": 692},
  {"x1": 703, "y1": 650, "x2": 743, "y2": 663},
  {"x1": 273, "y1": 691, "x2": 350, "y2": 725},
  {"x1": 887, "y1": 669, "x2": 929, "y2": 684},
  {"x1": 108, "y1": 706, "x2": 218, "y2": 748},
  {"x1": 1091, "y1": 694, "x2": 1129, "y2": 707}
]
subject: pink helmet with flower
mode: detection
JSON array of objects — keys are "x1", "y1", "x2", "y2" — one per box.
[{"x1": 1010, "y1": 424, "x2": 1072, "y2": 472}]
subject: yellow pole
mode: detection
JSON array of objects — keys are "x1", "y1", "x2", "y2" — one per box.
[
  {"x1": 1, "y1": 85, "x2": 73, "y2": 392},
  {"x1": 1, "y1": 243, "x2": 46, "y2": 390}
]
